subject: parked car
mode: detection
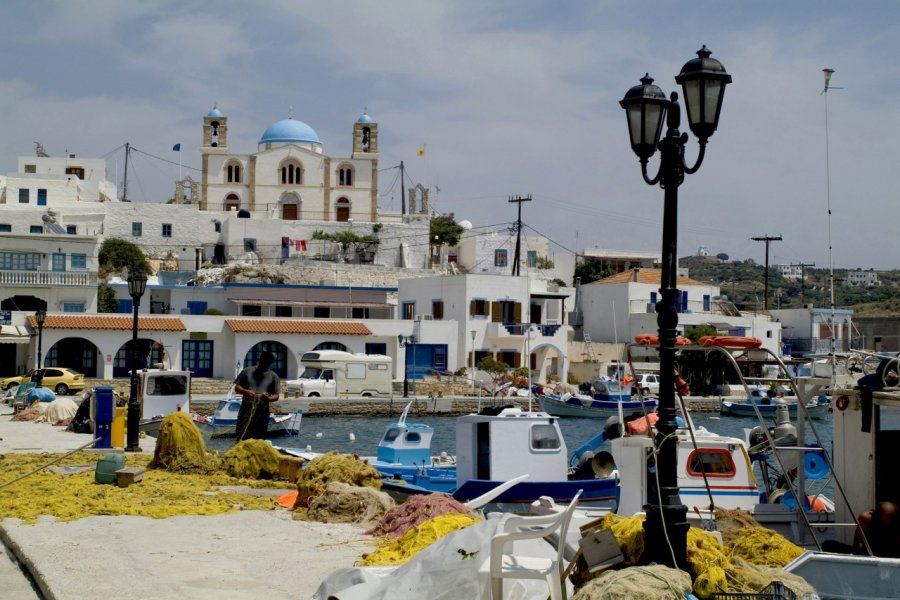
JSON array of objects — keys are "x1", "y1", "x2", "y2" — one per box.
[
  {"x1": 634, "y1": 373, "x2": 661, "y2": 395},
  {"x1": 0, "y1": 368, "x2": 85, "y2": 395}
]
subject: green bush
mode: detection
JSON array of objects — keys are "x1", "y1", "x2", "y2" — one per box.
[
  {"x1": 99, "y1": 239, "x2": 150, "y2": 276},
  {"x1": 97, "y1": 284, "x2": 118, "y2": 313},
  {"x1": 203, "y1": 308, "x2": 224, "y2": 315}
]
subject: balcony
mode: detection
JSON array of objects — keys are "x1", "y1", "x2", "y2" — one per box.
[
  {"x1": 0, "y1": 270, "x2": 98, "y2": 287},
  {"x1": 487, "y1": 322, "x2": 562, "y2": 338}
]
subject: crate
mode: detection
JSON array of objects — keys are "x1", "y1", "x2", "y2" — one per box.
[{"x1": 115, "y1": 466, "x2": 146, "y2": 488}]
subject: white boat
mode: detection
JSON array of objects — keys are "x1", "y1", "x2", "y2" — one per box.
[{"x1": 196, "y1": 396, "x2": 303, "y2": 438}]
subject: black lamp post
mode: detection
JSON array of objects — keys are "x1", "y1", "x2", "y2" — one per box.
[
  {"x1": 619, "y1": 45, "x2": 730, "y2": 570},
  {"x1": 34, "y1": 308, "x2": 46, "y2": 388},
  {"x1": 398, "y1": 334, "x2": 415, "y2": 398},
  {"x1": 125, "y1": 273, "x2": 147, "y2": 452}
]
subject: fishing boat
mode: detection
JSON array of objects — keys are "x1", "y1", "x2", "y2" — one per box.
[
  {"x1": 719, "y1": 388, "x2": 830, "y2": 419},
  {"x1": 537, "y1": 391, "x2": 658, "y2": 418},
  {"x1": 196, "y1": 395, "x2": 303, "y2": 438},
  {"x1": 367, "y1": 402, "x2": 456, "y2": 484},
  {"x1": 379, "y1": 408, "x2": 619, "y2": 509}
]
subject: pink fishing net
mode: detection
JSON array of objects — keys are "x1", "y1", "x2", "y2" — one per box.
[{"x1": 365, "y1": 493, "x2": 475, "y2": 538}]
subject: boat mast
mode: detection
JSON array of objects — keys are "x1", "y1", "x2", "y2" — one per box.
[
  {"x1": 122, "y1": 142, "x2": 130, "y2": 202},
  {"x1": 823, "y1": 68, "x2": 840, "y2": 391}
]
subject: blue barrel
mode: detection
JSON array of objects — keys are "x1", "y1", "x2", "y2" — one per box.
[{"x1": 94, "y1": 386, "x2": 115, "y2": 449}]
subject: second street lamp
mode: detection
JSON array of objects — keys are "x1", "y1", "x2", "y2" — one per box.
[
  {"x1": 34, "y1": 308, "x2": 46, "y2": 388},
  {"x1": 125, "y1": 273, "x2": 147, "y2": 452},
  {"x1": 398, "y1": 334, "x2": 415, "y2": 398},
  {"x1": 619, "y1": 45, "x2": 731, "y2": 570}
]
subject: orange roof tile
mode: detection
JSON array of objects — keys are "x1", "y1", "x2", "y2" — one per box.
[
  {"x1": 27, "y1": 314, "x2": 186, "y2": 331},
  {"x1": 589, "y1": 268, "x2": 705, "y2": 287},
  {"x1": 225, "y1": 319, "x2": 371, "y2": 335}
]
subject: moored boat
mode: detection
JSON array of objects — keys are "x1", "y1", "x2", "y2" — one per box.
[
  {"x1": 720, "y1": 389, "x2": 830, "y2": 419},
  {"x1": 197, "y1": 396, "x2": 303, "y2": 438},
  {"x1": 537, "y1": 391, "x2": 658, "y2": 418}
]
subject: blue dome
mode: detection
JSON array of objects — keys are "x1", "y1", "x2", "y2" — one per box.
[
  {"x1": 207, "y1": 105, "x2": 224, "y2": 117},
  {"x1": 259, "y1": 118, "x2": 321, "y2": 145},
  {"x1": 357, "y1": 113, "x2": 374, "y2": 123}
]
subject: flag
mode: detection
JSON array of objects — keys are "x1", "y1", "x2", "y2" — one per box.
[
  {"x1": 416, "y1": 147, "x2": 425, "y2": 156},
  {"x1": 172, "y1": 143, "x2": 181, "y2": 152}
]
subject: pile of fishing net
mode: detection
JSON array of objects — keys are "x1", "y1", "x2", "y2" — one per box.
[
  {"x1": 589, "y1": 512, "x2": 813, "y2": 599},
  {"x1": 223, "y1": 439, "x2": 282, "y2": 479},
  {"x1": 42, "y1": 397, "x2": 79, "y2": 425},
  {"x1": 573, "y1": 564, "x2": 692, "y2": 600},
  {"x1": 293, "y1": 451, "x2": 382, "y2": 509},
  {"x1": 359, "y1": 513, "x2": 481, "y2": 566},
  {"x1": 11, "y1": 402, "x2": 44, "y2": 421},
  {"x1": 307, "y1": 481, "x2": 395, "y2": 524},
  {"x1": 366, "y1": 493, "x2": 475, "y2": 538},
  {"x1": 148, "y1": 412, "x2": 221, "y2": 474}
]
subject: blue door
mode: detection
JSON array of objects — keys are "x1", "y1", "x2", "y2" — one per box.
[
  {"x1": 406, "y1": 343, "x2": 449, "y2": 379},
  {"x1": 182, "y1": 340, "x2": 213, "y2": 377}
]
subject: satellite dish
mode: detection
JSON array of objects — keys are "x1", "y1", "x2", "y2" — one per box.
[{"x1": 458, "y1": 219, "x2": 473, "y2": 230}]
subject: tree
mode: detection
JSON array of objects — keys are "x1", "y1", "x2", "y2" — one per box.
[
  {"x1": 97, "y1": 284, "x2": 118, "y2": 313},
  {"x1": 535, "y1": 255, "x2": 555, "y2": 270},
  {"x1": 430, "y1": 213, "x2": 465, "y2": 248},
  {"x1": 573, "y1": 260, "x2": 611, "y2": 285},
  {"x1": 477, "y1": 356, "x2": 509, "y2": 375},
  {"x1": 98, "y1": 239, "x2": 151, "y2": 278},
  {"x1": 684, "y1": 323, "x2": 717, "y2": 343},
  {"x1": 716, "y1": 252, "x2": 729, "y2": 262}
]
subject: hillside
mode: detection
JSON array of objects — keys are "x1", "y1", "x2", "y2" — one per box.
[{"x1": 678, "y1": 256, "x2": 900, "y2": 316}]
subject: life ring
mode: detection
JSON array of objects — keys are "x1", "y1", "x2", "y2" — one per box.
[
  {"x1": 699, "y1": 336, "x2": 763, "y2": 349},
  {"x1": 635, "y1": 334, "x2": 658, "y2": 346},
  {"x1": 835, "y1": 395, "x2": 850, "y2": 411},
  {"x1": 675, "y1": 374, "x2": 690, "y2": 396}
]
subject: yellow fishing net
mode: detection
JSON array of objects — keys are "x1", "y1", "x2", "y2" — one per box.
[
  {"x1": 294, "y1": 452, "x2": 382, "y2": 509},
  {"x1": 148, "y1": 412, "x2": 220, "y2": 473},
  {"x1": 223, "y1": 439, "x2": 282, "y2": 479},
  {"x1": 0, "y1": 451, "x2": 290, "y2": 524},
  {"x1": 359, "y1": 513, "x2": 480, "y2": 566}
]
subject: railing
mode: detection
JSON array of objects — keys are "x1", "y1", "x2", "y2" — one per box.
[
  {"x1": 628, "y1": 298, "x2": 741, "y2": 316},
  {"x1": 783, "y1": 337, "x2": 849, "y2": 355},
  {"x1": 0, "y1": 270, "x2": 98, "y2": 287},
  {"x1": 488, "y1": 322, "x2": 562, "y2": 337}
]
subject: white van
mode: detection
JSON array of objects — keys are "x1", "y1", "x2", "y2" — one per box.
[{"x1": 285, "y1": 351, "x2": 393, "y2": 398}]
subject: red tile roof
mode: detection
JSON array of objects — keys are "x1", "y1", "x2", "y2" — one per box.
[
  {"x1": 225, "y1": 319, "x2": 371, "y2": 335},
  {"x1": 27, "y1": 314, "x2": 186, "y2": 331},
  {"x1": 590, "y1": 268, "x2": 704, "y2": 287}
]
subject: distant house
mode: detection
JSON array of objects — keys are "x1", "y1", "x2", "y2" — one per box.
[{"x1": 844, "y1": 269, "x2": 880, "y2": 287}]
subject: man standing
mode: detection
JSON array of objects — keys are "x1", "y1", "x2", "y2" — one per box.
[{"x1": 233, "y1": 351, "x2": 280, "y2": 442}]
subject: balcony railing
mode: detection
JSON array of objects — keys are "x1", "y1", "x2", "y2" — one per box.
[
  {"x1": 488, "y1": 322, "x2": 563, "y2": 337},
  {"x1": 0, "y1": 270, "x2": 98, "y2": 287}
]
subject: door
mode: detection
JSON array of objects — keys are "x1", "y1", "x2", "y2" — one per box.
[
  {"x1": 182, "y1": 340, "x2": 213, "y2": 377},
  {"x1": 282, "y1": 203, "x2": 298, "y2": 220}
]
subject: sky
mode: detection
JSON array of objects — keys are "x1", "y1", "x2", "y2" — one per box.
[{"x1": 2, "y1": 1, "x2": 899, "y2": 270}]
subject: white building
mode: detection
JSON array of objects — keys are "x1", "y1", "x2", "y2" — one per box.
[
  {"x1": 777, "y1": 264, "x2": 804, "y2": 281},
  {"x1": 398, "y1": 273, "x2": 571, "y2": 384},
  {"x1": 844, "y1": 269, "x2": 880, "y2": 287},
  {"x1": 771, "y1": 306, "x2": 855, "y2": 357},
  {"x1": 577, "y1": 268, "x2": 782, "y2": 355},
  {"x1": 454, "y1": 229, "x2": 575, "y2": 286}
]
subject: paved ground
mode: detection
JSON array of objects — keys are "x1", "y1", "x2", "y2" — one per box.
[{"x1": 0, "y1": 404, "x2": 374, "y2": 600}]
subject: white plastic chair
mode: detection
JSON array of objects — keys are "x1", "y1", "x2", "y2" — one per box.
[{"x1": 482, "y1": 489, "x2": 583, "y2": 600}]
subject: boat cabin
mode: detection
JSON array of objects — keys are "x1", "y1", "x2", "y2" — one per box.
[
  {"x1": 138, "y1": 369, "x2": 191, "y2": 419},
  {"x1": 455, "y1": 408, "x2": 567, "y2": 486},
  {"x1": 376, "y1": 422, "x2": 435, "y2": 466}
]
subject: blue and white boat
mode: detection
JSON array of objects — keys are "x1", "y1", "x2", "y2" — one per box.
[
  {"x1": 720, "y1": 388, "x2": 830, "y2": 419},
  {"x1": 537, "y1": 377, "x2": 657, "y2": 417},
  {"x1": 197, "y1": 396, "x2": 303, "y2": 438},
  {"x1": 379, "y1": 408, "x2": 620, "y2": 509}
]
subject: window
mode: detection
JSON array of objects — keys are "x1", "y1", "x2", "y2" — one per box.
[
  {"x1": 527, "y1": 250, "x2": 537, "y2": 268},
  {"x1": 405, "y1": 432, "x2": 422, "y2": 444},
  {"x1": 37, "y1": 189, "x2": 47, "y2": 206},
  {"x1": 51, "y1": 253, "x2": 66, "y2": 271},
  {"x1": 117, "y1": 299, "x2": 133, "y2": 313},
  {"x1": 66, "y1": 225, "x2": 77, "y2": 235},
  {"x1": 280, "y1": 160, "x2": 303, "y2": 184},
  {"x1": 65, "y1": 167, "x2": 85, "y2": 179},
  {"x1": 366, "y1": 343, "x2": 387, "y2": 355},
  {"x1": 24, "y1": 164, "x2": 36, "y2": 173},
  {"x1": 494, "y1": 249, "x2": 508, "y2": 267},
  {"x1": 132, "y1": 222, "x2": 142, "y2": 237},
  {"x1": 687, "y1": 449, "x2": 736, "y2": 477},
  {"x1": 531, "y1": 424, "x2": 561, "y2": 450},
  {"x1": 241, "y1": 304, "x2": 261, "y2": 316},
  {"x1": 0, "y1": 252, "x2": 40, "y2": 270},
  {"x1": 314, "y1": 306, "x2": 330, "y2": 319},
  {"x1": 275, "y1": 305, "x2": 292, "y2": 317},
  {"x1": 243, "y1": 238, "x2": 257, "y2": 252},
  {"x1": 224, "y1": 194, "x2": 240, "y2": 212},
  {"x1": 313, "y1": 341, "x2": 348, "y2": 352},
  {"x1": 226, "y1": 163, "x2": 242, "y2": 183},
  {"x1": 18, "y1": 189, "x2": 29, "y2": 204},
  {"x1": 432, "y1": 300, "x2": 444, "y2": 319},
  {"x1": 162, "y1": 223, "x2": 172, "y2": 237},
  {"x1": 338, "y1": 166, "x2": 354, "y2": 186},
  {"x1": 470, "y1": 299, "x2": 488, "y2": 317},
  {"x1": 402, "y1": 302, "x2": 415, "y2": 320},
  {"x1": 30, "y1": 225, "x2": 43, "y2": 234},
  {"x1": 346, "y1": 363, "x2": 366, "y2": 379},
  {"x1": 186, "y1": 301, "x2": 208, "y2": 315},
  {"x1": 0, "y1": 224, "x2": 10, "y2": 233},
  {"x1": 352, "y1": 307, "x2": 370, "y2": 319},
  {"x1": 62, "y1": 303, "x2": 85, "y2": 313}
]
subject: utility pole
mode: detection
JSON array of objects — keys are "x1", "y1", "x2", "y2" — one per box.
[
  {"x1": 399, "y1": 161, "x2": 406, "y2": 216},
  {"x1": 751, "y1": 234, "x2": 782, "y2": 310},
  {"x1": 791, "y1": 261, "x2": 815, "y2": 306},
  {"x1": 508, "y1": 195, "x2": 532, "y2": 276},
  {"x1": 122, "y1": 142, "x2": 130, "y2": 202}
]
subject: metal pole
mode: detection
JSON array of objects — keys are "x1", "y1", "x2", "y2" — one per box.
[
  {"x1": 126, "y1": 298, "x2": 141, "y2": 452},
  {"x1": 35, "y1": 321, "x2": 44, "y2": 388},
  {"x1": 401, "y1": 338, "x2": 409, "y2": 398},
  {"x1": 641, "y1": 97, "x2": 689, "y2": 570}
]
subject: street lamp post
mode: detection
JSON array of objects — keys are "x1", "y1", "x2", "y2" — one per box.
[
  {"x1": 126, "y1": 273, "x2": 147, "y2": 452},
  {"x1": 619, "y1": 45, "x2": 730, "y2": 570},
  {"x1": 398, "y1": 334, "x2": 415, "y2": 398},
  {"x1": 34, "y1": 308, "x2": 46, "y2": 388},
  {"x1": 470, "y1": 330, "x2": 477, "y2": 394}
]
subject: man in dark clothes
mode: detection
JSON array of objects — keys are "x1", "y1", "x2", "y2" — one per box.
[{"x1": 233, "y1": 351, "x2": 280, "y2": 442}]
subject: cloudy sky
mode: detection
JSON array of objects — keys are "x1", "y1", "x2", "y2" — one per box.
[{"x1": 2, "y1": 1, "x2": 899, "y2": 269}]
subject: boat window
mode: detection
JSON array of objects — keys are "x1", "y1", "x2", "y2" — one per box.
[
  {"x1": 300, "y1": 368, "x2": 322, "y2": 379},
  {"x1": 346, "y1": 363, "x2": 366, "y2": 379},
  {"x1": 687, "y1": 449, "x2": 735, "y2": 478},
  {"x1": 404, "y1": 432, "x2": 422, "y2": 444},
  {"x1": 383, "y1": 427, "x2": 401, "y2": 442},
  {"x1": 148, "y1": 375, "x2": 188, "y2": 396},
  {"x1": 531, "y1": 424, "x2": 561, "y2": 450}
]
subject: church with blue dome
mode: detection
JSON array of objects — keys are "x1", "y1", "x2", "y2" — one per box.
[{"x1": 199, "y1": 106, "x2": 379, "y2": 223}]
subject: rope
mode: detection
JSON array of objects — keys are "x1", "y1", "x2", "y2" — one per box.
[{"x1": 0, "y1": 437, "x2": 100, "y2": 491}]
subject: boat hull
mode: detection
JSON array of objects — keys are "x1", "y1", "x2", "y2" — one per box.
[
  {"x1": 720, "y1": 397, "x2": 829, "y2": 419},
  {"x1": 538, "y1": 394, "x2": 658, "y2": 418}
]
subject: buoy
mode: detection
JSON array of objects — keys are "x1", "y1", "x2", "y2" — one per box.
[
  {"x1": 835, "y1": 395, "x2": 850, "y2": 411},
  {"x1": 349, "y1": 432, "x2": 356, "y2": 442},
  {"x1": 305, "y1": 445, "x2": 312, "y2": 452},
  {"x1": 315, "y1": 432, "x2": 323, "y2": 438}
]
